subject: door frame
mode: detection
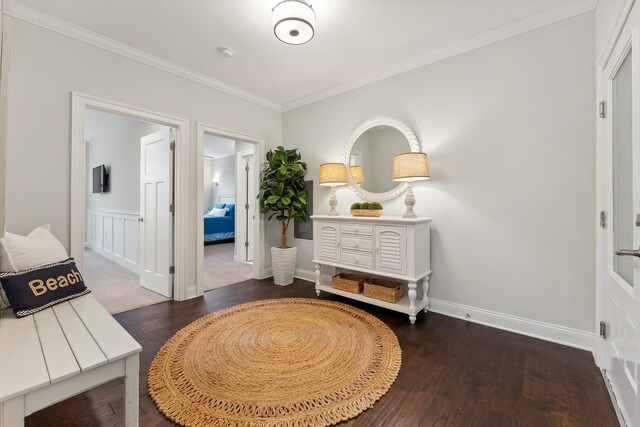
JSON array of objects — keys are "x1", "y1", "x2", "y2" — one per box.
[
  {"x1": 196, "y1": 122, "x2": 265, "y2": 296},
  {"x1": 236, "y1": 148, "x2": 255, "y2": 263},
  {"x1": 70, "y1": 92, "x2": 190, "y2": 301},
  {"x1": 595, "y1": 0, "x2": 637, "y2": 370}
]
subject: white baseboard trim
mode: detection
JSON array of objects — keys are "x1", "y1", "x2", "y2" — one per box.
[
  {"x1": 262, "y1": 267, "x2": 326, "y2": 284},
  {"x1": 84, "y1": 241, "x2": 139, "y2": 275},
  {"x1": 274, "y1": 268, "x2": 596, "y2": 352},
  {"x1": 294, "y1": 268, "x2": 317, "y2": 282},
  {"x1": 429, "y1": 298, "x2": 596, "y2": 352}
]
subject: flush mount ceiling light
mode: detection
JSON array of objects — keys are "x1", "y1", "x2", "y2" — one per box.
[{"x1": 273, "y1": 0, "x2": 315, "y2": 45}]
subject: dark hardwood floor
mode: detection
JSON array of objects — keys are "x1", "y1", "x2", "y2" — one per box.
[{"x1": 25, "y1": 278, "x2": 618, "y2": 426}]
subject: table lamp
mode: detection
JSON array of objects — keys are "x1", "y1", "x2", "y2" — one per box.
[
  {"x1": 319, "y1": 163, "x2": 348, "y2": 215},
  {"x1": 392, "y1": 152, "x2": 430, "y2": 218},
  {"x1": 350, "y1": 166, "x2": 365, "y2": 184}
]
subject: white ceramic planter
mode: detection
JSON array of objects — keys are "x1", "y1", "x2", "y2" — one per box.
[{"x1": 271, "y1": 246, "x2": 297, "y2": 286}]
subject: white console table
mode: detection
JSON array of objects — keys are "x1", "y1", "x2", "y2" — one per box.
[{"x1": 311, "y1": 215, "x2": 432, "y2": 324}]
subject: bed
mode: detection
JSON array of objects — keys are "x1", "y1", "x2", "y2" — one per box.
[{"x1": 204, "y1": 197, "x2": 236, "y2": 243}]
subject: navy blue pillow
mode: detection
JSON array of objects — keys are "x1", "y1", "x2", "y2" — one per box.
[
  {"x1": 214, "y1": 203, "x2": 226, "y2": 209},
  {"x1": 0, "y1": 258, "x2": 90, "y2": 318},
  {"x1": 225, "y1": 204, "x2": 235, "y2": 216}
]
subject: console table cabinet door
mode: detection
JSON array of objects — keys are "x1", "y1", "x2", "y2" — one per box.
[
  {"x1": 319, "y1": 223, "x2": 340, "y2": 262},
  {"x1": 375, "y1": 226, "x2": 407, "y2": 275}
]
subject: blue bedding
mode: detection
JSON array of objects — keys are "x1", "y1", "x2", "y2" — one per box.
[{"x1": 204, "y1": 215, "x2": 235, "y2": 242}]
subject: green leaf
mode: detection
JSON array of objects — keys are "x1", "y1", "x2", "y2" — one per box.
[{"x1": 267, "y1": 195, "x2": 279, "y2": 204}]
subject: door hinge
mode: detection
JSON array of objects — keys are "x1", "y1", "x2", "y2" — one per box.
[
  {"x1": 245, "y1": 204, "x2": 249, "y2": 210},
  {"x1": 245, "y1": 165, "x2": 250, "y2": 172},
  {"x1": 600, "y1": 320, "x2": 607, "y2": 339},
  {"x1": 169, "y1": 204, "x2": 175, "y2": 215},
  {"x1": 245, "y1": 241, "x2": 249, "y2": 248},
  {"x1": 599, "y1": 101, "x2": 607, "y2": 119},
  {"x1": 600, "y1": 211, "x2": 607, "y2": 228},
  {"x1": 170, "y1": 141, "x2": 175, "y2": 151},
  {"x1": 169, "y1": 266, "x2": 175, "y2": 274}
]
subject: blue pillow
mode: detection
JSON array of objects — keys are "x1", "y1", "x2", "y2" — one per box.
[
  {"x1": 214, "y1": 203, "x2": 226, "y2": 209},
  {"x1": 225, "y1": 204, "x2": 235, "y2": 216}
]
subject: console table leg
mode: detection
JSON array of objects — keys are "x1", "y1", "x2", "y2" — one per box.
[
  {"x1": 315, "y1": 263, "x2": 321, "y2": 296},
  {"x1": 408, "y1": 281, "x2": 417, "y2": 310},
  {"x1": 409, "y1": 315, "x2": 417, "y2": 324},
  {"x1": 422, "y1": 277, "x2": 430, "y2": 313}
]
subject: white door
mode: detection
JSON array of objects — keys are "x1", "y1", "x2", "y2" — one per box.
[
  {"x1": 139, "y1": 129, "x2": 174, "y2": 297},
  {"x1": 603, "y1": 6, "x2": 640, "y2": 426},
  {"x1": 244, "y1": 153, "x2": 256, "y2": 262}
]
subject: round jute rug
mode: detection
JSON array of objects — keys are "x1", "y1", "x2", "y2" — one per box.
[{"x1": 148, "y1": 298, "x2": 401, "y2": 426}]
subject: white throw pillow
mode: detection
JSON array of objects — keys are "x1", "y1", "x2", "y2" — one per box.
[
  {"x1": 0, "y1": 225, "x2": 69, "y2": 309},
  {"x1": 207, "y1": 207, "x2": 228, "y2": 217}
]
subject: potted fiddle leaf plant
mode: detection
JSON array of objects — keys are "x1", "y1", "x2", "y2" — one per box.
[{"x1": 258, "y1": 146, "x2": 309, "y2": 286}]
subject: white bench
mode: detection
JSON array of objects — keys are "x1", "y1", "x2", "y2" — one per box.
[{"x1": 0, "y1": 294, "x2": 142, "y2": 426}]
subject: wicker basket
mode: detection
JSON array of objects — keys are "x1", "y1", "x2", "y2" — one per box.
[
  {"x1": 332, "y1": 273, "x2": 366, "y2": 294},
  {"x1": 364, "y1": 278, "x2": 404, "y2": 303},
  {"x1": 350, "y1": 209, "x2": 383, "y2": 217}
]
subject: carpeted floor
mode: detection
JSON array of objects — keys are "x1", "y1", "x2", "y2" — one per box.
[
  {"x1": 83, "y1": 243, "x2": 252, "y2": 313},
  {"x1": 203, "y1": 242, "x2": 253, "y2": 291},
  {"x1": 83, "y1": 248, "x2": 169, "y2": 314}
]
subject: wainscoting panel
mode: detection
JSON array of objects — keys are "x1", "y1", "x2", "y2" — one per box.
[{"x1": 86, "y1": 210, "x2": 140, "y2": 274}]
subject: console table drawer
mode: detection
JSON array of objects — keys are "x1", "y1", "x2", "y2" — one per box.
[
  {"x1": 341, "y1": 236, "x2": 373, "y2": 251},
  {"x1": 341, "y1": 224, "x2": 373, "y2": 236},
  {"x1": 341, "y1": 250, "x2": 374, "y2": 268}
]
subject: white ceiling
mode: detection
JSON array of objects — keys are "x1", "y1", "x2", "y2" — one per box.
[
  {"x1": 204, "y1": 133, "x2": 235, "y2": 159},
  {"x1": 15, "y1": 0, "x2": 590, "y2": 108}
]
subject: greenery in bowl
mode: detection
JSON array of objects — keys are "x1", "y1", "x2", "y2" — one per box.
[{"x1": 351, "y1": 202, "x2": 383, "y2": 210}]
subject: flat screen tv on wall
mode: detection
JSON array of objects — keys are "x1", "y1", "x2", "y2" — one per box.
[{"x1": 92, "y1": 164, "x2": 109, "y2": 193}]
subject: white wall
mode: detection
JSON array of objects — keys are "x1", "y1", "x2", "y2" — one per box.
[
  {"x1": 211, "y1": 155, "x2": 236, "y2": 202},
  {"x1": 85, "y1": 109, "x2": 167, "y2": 215},
  {"x1": 4, "y1": 18, "x2": 282, "y2": 288},
  {"x1": 283, "y1": 13, "x2": 596, "y2": 333}
]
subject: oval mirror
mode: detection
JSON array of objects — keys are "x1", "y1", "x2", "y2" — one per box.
[{"x1": 343, "y1": 117, "x2": 421, "y2": 201}]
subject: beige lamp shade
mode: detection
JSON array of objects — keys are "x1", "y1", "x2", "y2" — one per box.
[
  {"x1": 319, "y1": 163, "x2": 348, "y2": 186},
  {"x1": 350, "y1": 166, "x2": 365, "y2": 184},
  {"x1": 392, "y1": 152, "x2": 430, "y2": 182}
]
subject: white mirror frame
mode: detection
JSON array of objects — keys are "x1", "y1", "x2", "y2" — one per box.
[{"x1": 343, "y1": 116, "x2": 421, "y2": 202}]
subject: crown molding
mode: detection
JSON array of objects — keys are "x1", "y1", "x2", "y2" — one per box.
[
  {"x1": 282, "y1": 0, "x2": 596, "y2": 111},
  {"x1": 3, "y1": 2, "x2": 283, "y2": 112},
  {"x1": 596, "y1": 0, "x2": 636, "y2": 67},
  {"x1": 4, "y1": 1, "x2": 597, "y2": 114}
]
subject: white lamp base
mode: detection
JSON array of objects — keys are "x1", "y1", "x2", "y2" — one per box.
[
  {"x1": 402, "y1": 180, "x2": 418, "y2": 218},
  {"x1": 328, "y1": 184, "x2": 339, "y2": 215}
]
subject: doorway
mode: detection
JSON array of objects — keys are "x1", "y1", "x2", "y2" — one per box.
[
  {"x1": 71, "y1": 93, "x2": 190, "y2": 303},
  {"x1": 196, "y1": 123, "x2": 265, "y2": 295},
  {"x1": 83, "y1": 109, "x2": 173, "y2": 312},
  {"x1": 597, "y1": 4, "x2": 640, "y2": 425},
  {"x1": 200, "y1": 133, "x2": 255, "y2": 291}
]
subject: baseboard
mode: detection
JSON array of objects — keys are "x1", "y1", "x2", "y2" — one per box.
[
  {"x1": 262, "y1": 267, "x2": 327, "y2": 284},
  {"x1": 429, "y1": 298, "x2": 596, "y2": 352},
  {"x1": 84, "y1": 241, "x2": 139, "y2": 275},
  {"x1": 289, "y1": 268, "x2": 595, "y2": 351},
  {"x1": 294, "y1": 268, "x2": 317, "y2": 282}
]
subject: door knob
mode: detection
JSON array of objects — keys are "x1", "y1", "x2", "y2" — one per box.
[
  {"x1": 615, "y1": 248, "x2": 640, "y2": 258},
  {"x1": 138, "y1": 217, "x2": 144, "y2": 223}
]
